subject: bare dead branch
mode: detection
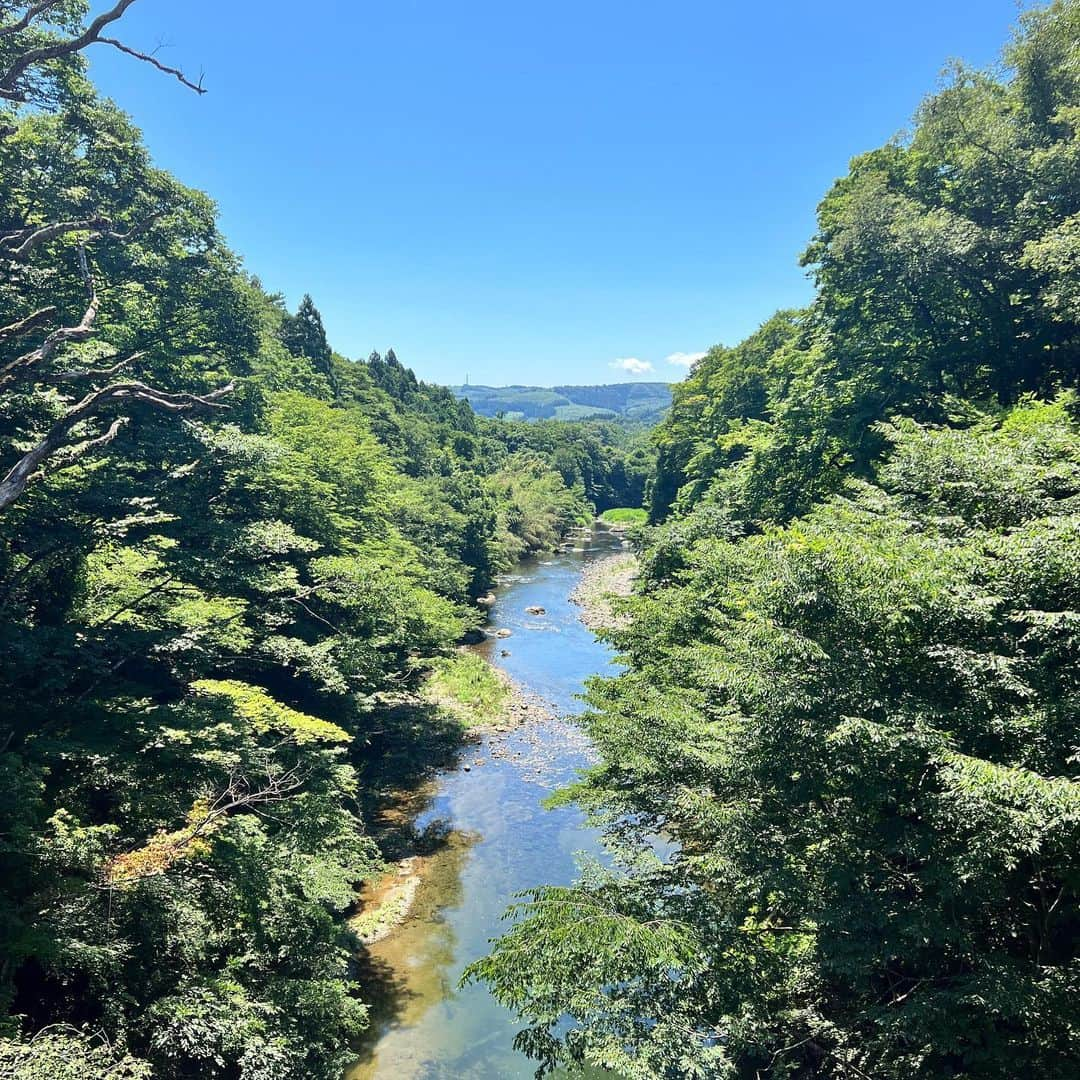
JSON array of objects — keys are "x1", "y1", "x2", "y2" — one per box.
[
  {"x1": 41, "y1": 349, "x2": 143, "y2": 384},
  {"x1": 53, "y1": 415, "x2": 126, "y2": 464},
  {"x1": 1, "y1": 211, "x2": 162, "y2": 263},
  {"x1": 0, "y1": 243, "x2": 98, "y2": 386},
  {"x1": 102, "y1": 766, "x2": 308, "y2": 886},
  {"x1": 2, "y1": 216, "x2": 112, "y2": 259},
  {"x1": 104, "y1": 211, "x2": 164, "y2": 243},
  {"x1": 0, "y1": 305, "x2": 56, "y2": 343},
  {"x1": 0, "y1": 0, "x2": 206, "y2": 102},
  {"x1": 99, "y1": 36, "x2": 205, "y2": 95}
]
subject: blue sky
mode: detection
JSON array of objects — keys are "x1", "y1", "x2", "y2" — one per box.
[{"x1": 89, "y1": 0, "x2": 1026, "y2": 386}]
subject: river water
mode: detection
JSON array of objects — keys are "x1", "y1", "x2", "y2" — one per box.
[{"x1": 346, "y1": 525, "x2": 626, "y2": 1080}]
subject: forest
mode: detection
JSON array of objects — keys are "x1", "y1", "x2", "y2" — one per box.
[
  {"x1": 0, "y1": 4, "x2": 647, "y2": 1076},
  {"x1": 1, "y1": 1, "x2": 1078, "y2": 1079}
]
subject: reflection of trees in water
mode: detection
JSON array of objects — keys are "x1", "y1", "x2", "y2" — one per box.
[
  {"x1": 353, "y1": 696, "x2": 473, "y2": 861},
  {"x1": 346, "y1": 828, "x2": 479, "y2": 1080}
]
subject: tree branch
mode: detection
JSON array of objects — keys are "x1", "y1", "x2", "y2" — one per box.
[
  {"x1": 0, "y1": 0, "x2": 206, "y2": 102},
  {"x1": 0, "y1": 377, "x2": 235, "y2": 512},
  {"x1": 99, "y1": 37, "x2": 205, "y2": 95},
  {"x1": 0, "y1": 1, "x2": 67, "y2": 41},
  {"x1": 0, "y1": 243, "x2": 98, "y2": 386},
  {"x1": 0, "y1": 0, "x2": 140, "y2": 100},
  {"x1": 102, "y1": 766, "x2": 308, "y2": 886},
  {"x1": 1, "y1": 215, "x2": 112, "y2": 259},
  {"x1": 52, "y1": 415, "x2": 127, "y2": 465},
  {"x1": 0, "y1": 305, "x2": 56, "y2": 343},
  {"x1": 40, "y1": 350, "x2": 142, "y2": 384}
]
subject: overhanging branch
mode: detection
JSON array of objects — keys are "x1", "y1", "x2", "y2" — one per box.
[
  {"x1": 0, "y1": 377, "x2": 235, "y2": 511},
  {"x1": 0, "y1": 0, "x2": 206, "y2": 102},
  {"x1": 99, "y1": 36, "x2": 205, "y2": 95}
]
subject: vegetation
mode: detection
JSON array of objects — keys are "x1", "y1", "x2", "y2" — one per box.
[
  {"x1": 496, "y1": 419, "x2": 654, "y2": 514},
  {"x1": 4, "y1": 2, "x2": 1078, "y2": 1078},
  {"x1": 473, "y1": 5, "x2": 1080, "y2": 1078},
  {"x1": 0, "y1": 7, "x2": 647, "y2": 1077},
  {"x1": 426, "y1": 652, "x2": 510, "y2": 729},
  {"x1": 598, "y1": 507, "x2": 647, "y2": 525}
]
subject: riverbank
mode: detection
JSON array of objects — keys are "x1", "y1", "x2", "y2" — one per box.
[
  {"x1": 349, "y1": 539, "x2": 630, "y2": 963},
  {"x1": 570, "y1": 549, "x2": 638, "y2": 630},
  {"x1": 346, "y1": 526, "x2": 623, "y2": 1077},
  {"x1": 349, "y1": 656, "x2": 556, "y2": 944},
  {"x1": 426, "y1": 651, "x2": 555, "y2": 733}
]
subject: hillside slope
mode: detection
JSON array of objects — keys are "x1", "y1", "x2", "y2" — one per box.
[{"x1": 450, "y1": 382, "x2": 672, "y2": 423}]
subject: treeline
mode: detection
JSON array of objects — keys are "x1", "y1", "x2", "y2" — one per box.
[
  {"x1": 474, "y1": 4, "x2": 1080, "y2": 1078},
  {"x1": 0, "y1": 8, "x2": 644, "y2": 1078}
]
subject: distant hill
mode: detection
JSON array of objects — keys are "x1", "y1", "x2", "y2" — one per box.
[{"x1": 450, "y1": 382, "x2": 672, "y2": 424}]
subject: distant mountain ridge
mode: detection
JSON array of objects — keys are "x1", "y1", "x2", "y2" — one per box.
[{"x1": 450, "y1": 381, "x2": 672, "y2": 423}]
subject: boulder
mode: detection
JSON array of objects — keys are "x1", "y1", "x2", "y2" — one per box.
[
  {"x1": 476, "y1": 592, "x2": 497, "y2": 608},
  {"x1": 525, "y1": 605, "x2": 546, "y2": 615},
  {"x1": 495, "y1": 628, "x2": 512, "y2": 639}
]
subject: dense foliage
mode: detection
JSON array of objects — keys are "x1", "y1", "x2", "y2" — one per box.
[
  {"x1": 0, "y1": 7, "x2": 646, "y2": 1076},
  {"x1": 474, "y1": 5, "x2": 1080, "y2": 1077}
]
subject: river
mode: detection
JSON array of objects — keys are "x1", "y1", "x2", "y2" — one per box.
[{"x1": 345, "y1": 524, "x2": 626, "y2": 1080}]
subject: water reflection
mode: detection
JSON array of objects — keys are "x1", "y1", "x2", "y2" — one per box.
[
  {"x1": 348, "y1": 829, "x2": 478, "y2": 1080},
  {"x1": 345, "y1": 527, "x2": 624, "y2": 1079}
]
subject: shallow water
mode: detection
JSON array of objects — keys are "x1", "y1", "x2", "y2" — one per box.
[{"x1": 346, "y1": 526, "x2": 624, "y2": 1080}]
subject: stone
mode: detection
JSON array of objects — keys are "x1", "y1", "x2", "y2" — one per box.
[
  {"x1": 495, "y1": 628, "x2": 512, "y2": 638},
  {"x1": 525, "y1": 605, "x2": 546, "y2": 615}
]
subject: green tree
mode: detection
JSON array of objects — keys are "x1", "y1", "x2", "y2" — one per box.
[{"x1": 280, "y1": 293, "x2": 337, "y2": 395}]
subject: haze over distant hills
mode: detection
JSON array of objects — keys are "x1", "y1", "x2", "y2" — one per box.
[{"x1": 450, "y1": 382, "x2": 672, "y2": 423}]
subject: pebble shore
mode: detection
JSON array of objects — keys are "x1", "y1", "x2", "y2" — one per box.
[{"x1": 569, "y1": 550, "x2": 638, "y2": 630}]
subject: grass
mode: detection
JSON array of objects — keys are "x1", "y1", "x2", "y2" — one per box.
[
  {"x1": 599, "y1": 507, "x2": 648, "y2": 525},
  {"x1": 349, "y1": 880, "x2": 416, "y2": 944},
  {"x1": 426, "y1": 652, "x2": 509, "y2": 728}
]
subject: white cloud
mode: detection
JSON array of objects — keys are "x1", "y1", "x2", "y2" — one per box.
[
  {"x1": 666, "y1": 350, "x2": 707, "y2": 368},
  {"x1": 610, "y1": 357, "x2": 654, "y2": 375}
]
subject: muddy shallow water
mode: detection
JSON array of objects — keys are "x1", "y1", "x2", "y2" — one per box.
[{"x1": 345, "y1": 526, "x2": 626, "y2": 1080}]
